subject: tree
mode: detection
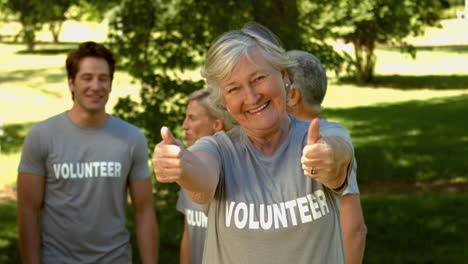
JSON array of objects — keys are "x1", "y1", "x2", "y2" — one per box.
[
  {"x1": 5, "y1": 0, "x2": 44, "y2": 51},
  {"x1": 4, "y1": 0, "x2": 78, "y2": 50},
  {"x1": 304, "y1": 0, "x2": 449, "y2": 82},
  {"x1": 45, "y1": 0, "x2": 76, "y2": 43}
]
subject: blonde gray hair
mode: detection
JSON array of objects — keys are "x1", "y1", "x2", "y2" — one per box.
[
  {"x1": 201, "y1": 22, "x2": 297, "y2": 123},
  {"x1": 188, "y1": 88, "x2": 234, "y2": 130}
]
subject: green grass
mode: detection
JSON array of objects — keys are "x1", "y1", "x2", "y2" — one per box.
[
  {"x1": 323, "y1": 94, "x2": 468, "y2": 183},
  {"x1": 362, "y1": 193, "x2": 468, "y2": 263}
]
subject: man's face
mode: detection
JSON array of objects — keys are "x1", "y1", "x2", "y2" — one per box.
[{"x1": 68, "y1": 56, "x2": 112, "y2": 114}]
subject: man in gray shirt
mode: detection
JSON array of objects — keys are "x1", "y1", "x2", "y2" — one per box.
[
  {"x1": 17, "y1": 41, "x2": 159, "y2": 263},
  {"x1": 286, "y1": 50, "x2": 367, "y2": 264}
]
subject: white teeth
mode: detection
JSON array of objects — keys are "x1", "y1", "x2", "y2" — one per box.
[{"x1": 249, "y1": 102, "x2": 268, "y2": 113}]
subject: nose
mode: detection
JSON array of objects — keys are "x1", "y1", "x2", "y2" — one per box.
[
  {"x1": 244, "y1": 84, "x2": 260, "y2": 105},
  {"x1": 90, "y1": 78, "x2": 101, "y2": 91},
  {"x1": 182, "y1": 118, "x2": 189, "y2": 130}
]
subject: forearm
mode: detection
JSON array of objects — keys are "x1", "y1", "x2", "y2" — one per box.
[
  {"x1": 18, "y1": 209, "x2": 41, "y2": 264},
  {"x1": 179, "y1": 220, "x2": 191, "y2": 264},
  {"x1": 341, "y1": 194, "x2": 367, "y2": 264},
  {"x1": 135, "y1": 209, "x2": 159, "y2": 264},
  {"x1": 342, "y1": 230, "x2": 367, "y2": 264},
  {"x1": 177, "y1": 151, "x2": 219, "y2": 204}
]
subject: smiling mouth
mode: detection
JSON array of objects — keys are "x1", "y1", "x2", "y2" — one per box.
[{"x1": 248, "y1": 101, "x2": 269, "y2": 114}]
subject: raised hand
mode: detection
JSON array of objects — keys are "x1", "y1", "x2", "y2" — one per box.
[
  {"x1": 152, "y1": 126, "x2": 186, "y2": 183},
  {"x1": 301, "y1": 118, "x2": 339, "y2": 187}
]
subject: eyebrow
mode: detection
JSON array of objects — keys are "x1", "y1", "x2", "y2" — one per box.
[{"x1": 224, "y1": 70, "x2": 263, "y2": 87}]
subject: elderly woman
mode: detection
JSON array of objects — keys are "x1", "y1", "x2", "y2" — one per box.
[
  {"x1": 178, "y1": 88, "x2": 232, "y2": 264},
  {"x1": 153, "y1": 22, "x2": 353, "y2": 263}
]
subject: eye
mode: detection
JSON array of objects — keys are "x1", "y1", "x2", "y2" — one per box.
[
  {"x1": 81, "y1": 74, "x2": 92, "y2": 81},
  {"x1": 253, "y1": 75, "x2": 265, "y2": 82},
  {"x1": 226, "y1": 86, "x2": 239, "y2": 94}
]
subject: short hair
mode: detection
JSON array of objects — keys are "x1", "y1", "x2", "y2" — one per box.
[
  {"x1": 287, "y1": 50, "x2": 327, "y2": 112},
  {"x1": 66, "y1": 41, "x2": 115, "y2": 81},
  {"x1": 201, "y1": 22, "x2": 296, "y2": 123},
  {"x1": 188, "y1": 89, "x2": 234, "y2": 130}
]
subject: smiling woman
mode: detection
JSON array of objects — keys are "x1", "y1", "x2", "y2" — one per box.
[{"x1": 152, "y1": 22, "x2": 354, "y2": 263}]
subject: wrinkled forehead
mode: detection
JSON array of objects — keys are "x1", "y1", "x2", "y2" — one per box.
[{"x1": 219, "y1": 47, "x2": 266, "y2": 86}]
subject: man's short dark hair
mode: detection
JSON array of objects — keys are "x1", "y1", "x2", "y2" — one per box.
[{"x1": 66, "y1": 41, "x2": 115, "y2": 81}]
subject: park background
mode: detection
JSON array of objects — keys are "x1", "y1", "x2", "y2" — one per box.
[{"x1": 0, "y1": 0, "x2": 467, "y2": 263}]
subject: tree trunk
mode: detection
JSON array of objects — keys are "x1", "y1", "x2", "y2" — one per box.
[
  {"x1": 23, "y1": 25, "x2": 36, "y2": 52},
  {"x1": 49, "y1": 21, "x2": 63, "y2": 43},
  {"x1": 353, "y1": 39, "x2": 376, "y2": 83}
]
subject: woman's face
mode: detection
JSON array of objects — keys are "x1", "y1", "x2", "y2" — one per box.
[
  {"x1": 220, "y1": 49, "x2": 289, "y2": 135},
  {"x1": 182, "y1": 100, "x2": 220, "y2": 146}
]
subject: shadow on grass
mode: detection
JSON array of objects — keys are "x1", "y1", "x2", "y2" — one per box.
[
  {"x1": 379, "y1": 44, "x2": 468, "y2": 53},
  {"x1": 14, "y1": 42, "x2": 81, "y2": 55},
  {"x1": 323, "y1": 94, "x2": 468, "y2": 183},
  {"x1": 338, "y1": 74, "x2": 468, "y2": 90},
  {"x1": 363, "y1": 193, "x2": 468, "y2": 264},
  {"x1": 0, "y1": 200, "x2": 20, "y2": 264},
  {"x1": 0, "y1": 69, "x2": 65, "y2": 84}
]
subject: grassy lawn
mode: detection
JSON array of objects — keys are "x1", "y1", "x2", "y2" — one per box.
[{"x1": 362, "y1": 193, "x2": 468, "y2": 264}]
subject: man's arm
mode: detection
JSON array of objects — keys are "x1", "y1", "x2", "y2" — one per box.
[
  {"x1": 179, "y1": 218, "x2": 191, "y2": 264},
  {"x1": 341, "y1": 194, "x2": 367, "y2": 264},
  {"x1": 129, "y1": 178, "x2": 159, "y2": 264},
  {"x1": 17, "y1": 172, "x2": 45, "y2": 264}
]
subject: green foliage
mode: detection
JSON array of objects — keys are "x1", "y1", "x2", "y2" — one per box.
[
  {"x1": 305, "y1": 0, "x2": 449, "y2": 82},
  {"x1": 126, "y1": 194, "x2": 183, "y2": 264},
  {"x1": 0, "y1": 201, "x2": 20, "y2": 264},
  {"x1": 4, "y1": 0, "x2": 79, "y2": 48},
  {"x1": 0, "y1": 123, "x2": 31, "y2": 154},
  {"x1": 4, "y1": 0, "x2": 43, "y2": 50}
]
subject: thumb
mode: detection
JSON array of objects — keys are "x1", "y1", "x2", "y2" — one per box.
[
  {"x1": 307, "y1": 118, "x2": 321, "y2": 145},
  {"x1": 161, "y1": 126, "x2": 177, "y2": 145}
]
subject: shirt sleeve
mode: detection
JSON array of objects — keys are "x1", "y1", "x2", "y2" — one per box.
[
  {"x1": 176, "y1": 188, "x2": 188, "y2": 215},
  {"x1": 187, "y1": 134, "x2": 222, "y2": 164},
  {"x1": 342, "y1": 156, "x2": 360, "y2": 195},
  {"x1": 18, "y1": 124, "x2": 46, "y2": 176},
  {"x1": 128, "y1": 129, "x2": 151, "y2": 181}
]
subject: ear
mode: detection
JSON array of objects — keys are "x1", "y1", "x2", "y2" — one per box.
[
  {"x1": 212, "y1": 119, "x2": 224, "y2": 133},
  {"x1": 287, "y1": 87, "x2": 301, "y2": 108},
  {"x1": 68, "y1": 78, "x2": 75, "y2": 99},
  {"x1": 281, "y1": 69, "x2": 290, "y2": 84},
  {"x1": 68, "y1": 78, "x2": 74, "y2": 91}
]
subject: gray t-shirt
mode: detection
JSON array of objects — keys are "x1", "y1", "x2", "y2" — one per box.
[
  {"x1": 342, "y1": 156, "x2": 359, "y2": 196},
  {"x1": 189, "y1": 115, "x2": 354, "y2": 264},
  {"x1": 176, "y1": 189, "x2": 208, "y2": 264},
  {"x1": 18, "y1": 112, "x2": 151, "y2": 264}
]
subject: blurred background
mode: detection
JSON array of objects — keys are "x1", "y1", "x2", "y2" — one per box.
[{"x1": 0, "y1": 0, "x2": 467, "y2": 263}]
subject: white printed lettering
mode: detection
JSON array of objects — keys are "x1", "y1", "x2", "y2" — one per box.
[
  {"x1": 296, "y1": 197, "x2": 312, "y2": 223},
  {"x1": 248, "y1": 203, "x2": 259, "y2": 229},
  {"x1": 273, "y1": 203, "x2": 288, "y2": 229},
  {"x1": 234, "y1": 202, "x2": 248, "y2": 229}
]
